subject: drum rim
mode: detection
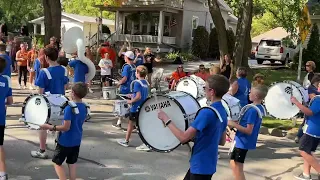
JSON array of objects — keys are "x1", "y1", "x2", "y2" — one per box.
[
  {"x1": 266, "y1": 82, "x2": 303, "y2": 119},
  {"x1": 22, "y1": 94, "x2": 51, "y2": 125},
  {"x1": 175, "y1": 77, "x2": 200, "y2": 98},
  {"x1": 136, "y1": 91, "x2": 199, "y2": 153}
]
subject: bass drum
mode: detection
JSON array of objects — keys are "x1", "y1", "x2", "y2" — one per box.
[
  {"x1": 285, "y1": 80, "x2": 309, "y2": 103},
  {"x1": 137, "y1": 91, "x2": 200, "y2": 153},
  {"x1": 265, "y1": 82, "x2": 304, "y2": 119},
  {"x1": 175, "y1": 75, "x2": 206, "y2": 99}
]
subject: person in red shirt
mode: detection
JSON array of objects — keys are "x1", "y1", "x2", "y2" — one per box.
[
  {"x1": 195, "y1": 64, "x2": 209, "y2": 81},
  {"x1": 166, "y1": 65, "x2": 188, "y2": 90}
]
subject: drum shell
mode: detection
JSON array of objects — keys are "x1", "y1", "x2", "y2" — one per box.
[
  {"x1": 102, "y1": 87, "x2": 117, "y2": 100},
  {"x1": 176, "y1": 75, "x2": 206, "y2": 99},
  {"x1": 113, "y1": 100, "x2": 130, "y2": 117}
]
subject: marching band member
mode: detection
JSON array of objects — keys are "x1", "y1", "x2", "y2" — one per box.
[
  {"x1": 158, "y1": 75, "x2": 229, "y2": 180},
  {"x1": 33, "y1": 48, "x2": 47, "y2": 82},
  {"x1": 228, "y1": 85, "x2": 268, "y2": 180},
  {"x1": 195, "y1": 64, "x2": 209, "y2": 81},
  {"x1": 31, "y1": 47, "x2": 69, "y2": 159},
  {"x1": 166, "y1": 65, "x2": 188, "y2": 91},
  {"x1": 68, "y1": 53, "x2": 89, "y2": 84},
  {"x1": 40, "y1": 83, "x2": 88, "y2": 180},
  {"x1": 0, "y1": 44, "x2": 11, "y2": 77},
  {"x1": 113, "y1": 51, "x2": 136, "y2": 129},
  {"x1": 303, "y1": 61, "x2": 316, "y2": 88},
  {"x1": 230, "y1": 67, "x2": 251, "y2": 108},
  {"x1": 117, "y1": 65, "x2": 149, "y2": 150},
  {"x1": 0, "y1": 57, "x2": 13, "y2": 180},
  {"x1": 291, "y1": 75, "x2": 320, "y2": 180}
]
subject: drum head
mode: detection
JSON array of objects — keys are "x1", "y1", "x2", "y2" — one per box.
[
  {"x1": 265, "y1": 82, "x2": 303, "y2": 119},
  {"x1": 23, "y1": 95, "x2": 49, "y2": 128},
  {"x1": 137, "y1": 96, "x2": 187, "y2": 152},
  {"x1": 176, "y1": 78, "x2": 198, "y2": 98},
  {"x1": 197, "y1": 97, "x2": 209, "y2": 107}
]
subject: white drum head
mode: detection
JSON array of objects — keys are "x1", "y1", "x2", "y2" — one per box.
[
  {"x1": 137, "y1": 96, "x2": 187, "y2": 152},
  {"x1": 24, "y1": 95, "x2": 49, "y2": 129},
  {"x1": 176, "y1": 78, "x2": 198, "y2": 98},
  {"x1": 265, "y1": 82, "x2": 303, "y2": 119},
  {"x1": 198, "y1": 97, "x2": 209, "y2": 107},
  {"x1": 197, "y1": 97, "x2": 231, "y2": 119},
  {"x1": 286, "y1": 80, "x2": 309, "y2": 103}
]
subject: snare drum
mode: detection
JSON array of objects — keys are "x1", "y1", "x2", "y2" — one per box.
[
  {"x1": 102, "y1": 86, "x2": 117, "y2": 100},
  {"x1": 113, "y1": 100, "x2": 130, "y2": 117},
  {"x1": 265, "y1": 81, "x2": 305, "y2": 119},
  {"x1": 137, "y1": 91, "x2": 200, "y2": 152},
  {"x1": 21, "y1": 94, "x2": 69, "y2": 130},
  {"x1": 176, "y1": 75, "x2": 206, "y2": 98}
]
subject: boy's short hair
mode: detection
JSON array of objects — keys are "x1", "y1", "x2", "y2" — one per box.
[
  {"x1": 44, "y1": 47, "x2": 58, "y2": 61},
  {"x1": 237, "y1": 67, "x2": 247, "y2": 77},
  {"x1": 136, "y1": 65, "x2": 148, "y2": 77},
  {"x1": 311, "y1": 73, "x2": 320, "y2": 85},
  {"x1": 72, "y1": 82, "x2": 88, "y2": 99},
  {"x1": 0, "y1": 44, "x2": 6, "y2": 51},
  {"x1": 207, "y1": 74, "x2": 229, "y2": 98},
  {"x1": 210, "y1": 65, "x2": 220, "y2": 75},
  {"x1": 57, "y1": 57, "x2": 69, "y2": 67},
  {"x1": 253, "y1": 85, "x2": 268, "y2": 100},
  {"x1": 0, "y1": 57, "x2": 6, "y2": 74}
]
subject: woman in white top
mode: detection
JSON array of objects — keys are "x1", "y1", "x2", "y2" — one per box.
[{"x1": 99, "y1": 52, "x2": 113, "y2": 87}]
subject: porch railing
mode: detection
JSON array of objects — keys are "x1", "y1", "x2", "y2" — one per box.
[
  {"x1": 163, "y1": 36, "x2": 176, "y2": 45},
  {"x1": 123, "y1": 0, "x2": 183, "y2": 9},
  {"x1": 112, "y1": 34, "x2": 176, "y2": 44}
]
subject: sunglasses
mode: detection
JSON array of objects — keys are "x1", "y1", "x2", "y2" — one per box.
[
  {"x1": 200, "y1": 68, "x2": 205, "y2": 70},
  {"x1": 178, "y1": 67, "x2": 183, "y2": 68},
  {"x1": 306, "y1": 64, "x2": 311, "y2": 67}
]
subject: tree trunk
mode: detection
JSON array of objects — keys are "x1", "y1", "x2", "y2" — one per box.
[
  {"x1": 208, "y1": 0, "x2": 228, "y2": 65},
  {"x1": 241, "y1": 5, "x2": 253, "y2": 68},
  {"x1": 42, "y1": 0, "x2": 61, "y2": 45},
  {"x1": 233, "y1": 0, "x2": 253, "y2": 70}
]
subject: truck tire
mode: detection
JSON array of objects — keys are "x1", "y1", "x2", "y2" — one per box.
[{"x1": 257, "y1": 59, "x2": 264, "y2": 64}]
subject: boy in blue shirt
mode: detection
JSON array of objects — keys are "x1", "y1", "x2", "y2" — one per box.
[
  {"x1": 113, "y1": 51, "x2": 136, "y2": 129},
  {"x1": 291, "y1": 82, "x2": 320, "y2": 180},
  {"x1": 228, "y1": 85, "x2": 268, "y2": 180},
  {"x1": 230, "y1": 67, "x2": 251, "y2": 108},
  {"x1": 158, "y1": 75, "x2": 229, "y2": 179},
  {"x1": 0, "y1": 57, "x2": 13, "y2": 180},
  {"x1": 31, "y1": 47, "x2": 69, "y2": 159},
  {"x1": 69, "y1": 57, "x2": 89, "y2": 83},
  {"x1": 41, "y1": 82, "x2": 88, "y2": 180},
  {"x1": 0, "y1": 44, "x2": 11, "y2": 77},
  {"x1": 117, "y1": 65, "x2": 149, "y2": 147}
]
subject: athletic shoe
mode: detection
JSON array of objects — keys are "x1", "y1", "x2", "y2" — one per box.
[
  {"x1": 29, "y1": 86, "x2": 34, "y2": 90},
  {"x1": 136, "y1": 144, "x2": 151, "y2": 151},
  {"x1": 18, "y1": 85, "x2": 22, "y2": 89},
  {"x1": 294, "y1": 173, "x2": 311, "y2": 180},
  {"x1": 30, "y1": 150, "x2": 48, "y2": 159},
  {"x1": 22, "y1": 85, "x2": 26, "y2": 89},
  {"x1": 117, "y1": 139, "x2": 129, "y2": 147},
  {"x1": 0, "y1": 174, "x2": 8, "y2": 180},
  {"x1": 112, "y1": 124, "x2": 122, "y2": 130}
]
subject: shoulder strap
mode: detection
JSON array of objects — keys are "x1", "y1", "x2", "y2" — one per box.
[
  {"x1": 239, "y1": 104, "x2": 265, "y2": 120},
  {"x1": 1, "y1": 75, "x2": 11, "y2": 88},
  {"x1": 196, "y1": 106, "x2": 223, "y2": 123},
  {"x1": 61, "y1": 65, "x2": 68, "y2": 76},
  {"x1": 42, "y1": 68, "x2": 52, "y2": 80},
  {"x1": 67, "y1": 101, "x2": 79, "y2": 114},
  {"x1": 130, "y1": 79, "x2": 149, "y2": 92}
]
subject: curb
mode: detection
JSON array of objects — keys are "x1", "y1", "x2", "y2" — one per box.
[{"x1": 259, "y1": 126, "x2": 286, "y2": 137}]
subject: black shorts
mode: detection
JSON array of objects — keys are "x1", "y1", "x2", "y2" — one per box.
[
  {"x1": 125, "y1": 112, "x2": 138, "y2": 122},
  {"x1": 144, "y1": 63, "x2": 153, "y2": 74},
  {"x1": 299, "y1": 134, "x2": 320, "y2": 154},
  {"x1": 101, "y1": 75, "x2": 113, "y2": 85},
  {"x1": 183, "y1": 169, "x2": 212, "y2": 180},
  {"x1": 230, "y1": 147, "x2": 248, "y2": 163},
  {"x1": 0, "y1": 126, "x2": 5, "y2": 145},
  {"x1": 52, "y1": 144, "x2": 80, "y2": 165}
]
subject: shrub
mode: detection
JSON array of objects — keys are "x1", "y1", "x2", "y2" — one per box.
[
  {"x1": 192, "y1": 26, "x2": 209, "y2": 59},
  {"x1": 208, "y1": 28, "x2": 219, "y2": 59},
  {"x1": 304, "y1": 23, "x2": 320, "y2": 72}
]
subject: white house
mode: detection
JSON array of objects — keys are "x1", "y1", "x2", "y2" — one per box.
[{"x1": 29, "y1": 12, "x2": 115, "y2": 46}]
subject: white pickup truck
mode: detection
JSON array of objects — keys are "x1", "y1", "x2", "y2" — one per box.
[{"x1": 255, "y1": 38, "x2": 297, "y2": 65}]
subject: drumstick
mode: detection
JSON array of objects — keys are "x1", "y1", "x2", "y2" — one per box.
[
  {"x1": 290, "y1": 84, "x2": 294, "y2": 106},
  {"x1": 151, "y1": 88, "x2": 165, "y2": 127}
]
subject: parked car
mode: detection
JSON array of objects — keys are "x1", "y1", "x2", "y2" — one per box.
[{"x1": 255, "y1": 38, "x2": 297, "y2": 65}]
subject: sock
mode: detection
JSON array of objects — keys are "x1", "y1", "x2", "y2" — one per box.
[
  {"x1": 117, "y1": 119, "x2": 121, "y2": 125},
  {"x1": 0, "y1": 172, "x2": 6, "y2": 176},
  {"x1": 303, "y1": 173, "x2": 310, "y2": 178},
  {"x1": 40, "y1": 149, "x2": 45, "y2": 153}
]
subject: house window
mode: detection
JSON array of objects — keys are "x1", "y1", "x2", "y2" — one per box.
[{"x1": 191, "y1": 16, "x2": 199, "y2": 38}]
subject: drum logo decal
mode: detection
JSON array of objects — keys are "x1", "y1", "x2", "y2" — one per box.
[
  {"x1": 35, "y1": 98, "x2": 41, "y2": 105},
  {"x1": 183, "y1": 81, "x2": 189, "y2": 86},
  {"x1": 145, "y1": 101, "x2": 171, "y2": 112},
  {"x1": 285, "y1": 86, "x2": 293, "y2": 95}
]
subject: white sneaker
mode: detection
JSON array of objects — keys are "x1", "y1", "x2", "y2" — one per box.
[
  {"x1": 31, "y1": 150, "x2": 48, "y2": 159},
  {"x1": 22, "y1": 85, "x2": 26, "y2": 89},
  {"x1": 29, "y1": 86, "x2": 34, "y2": 90},
  {"x1": 136, "y1": 144, "x2": 151, "y2": 151},
  {"x1": 88, "y1": 88, "x2": 93, "y2": 93},
  {"x1": 117, "y1": 139, "x2": 129, "y2": 147},
  {"x1": 18, "y1": 85, "x2": 22, "y2": 89}
]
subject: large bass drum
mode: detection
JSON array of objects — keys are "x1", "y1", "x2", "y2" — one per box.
[
  {"x1": 175, "y1": 75, "x2": 206, "y2": 99},
  {"x1": 265, "y1": 81, "x2": 305, "y2": 119},
  {"x1": 137, "y1": 91, "x2": 200, "y2": 153}
]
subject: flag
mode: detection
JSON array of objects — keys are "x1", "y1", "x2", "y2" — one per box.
[
  {"x1": 170, "y1": 18, "x2": 177, "y2": 27},
  {"x1": 298, "y1": 4, "x2": 312, "y2": 43}
]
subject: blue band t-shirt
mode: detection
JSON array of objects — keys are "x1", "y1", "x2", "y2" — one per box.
[
  {"x1": 0, "y1": 75, "x2": 12, "y2": 125},
  {"x1": 69, "y1": 59, "x2": 89, "y2": 83},
  {"x1": 306, "y1": 97, "x2": 320, "y2": 137},
  {"x1": 120, "y1": 64, "x2": 136, "y2": 94},
  {"x1": 130, "y1": 79, "x2": 149, "y2": 112},
  {"x1": 234, "y1": 77, "x2": 251, "y2": 107},
  {"x1": 33, "y1": 59, "x2": 41, "y2": 82},
  {"x1": 0, "y1": 54, "x2": 11, "y2": 77}
]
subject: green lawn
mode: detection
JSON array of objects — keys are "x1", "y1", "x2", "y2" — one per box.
[{"x1": 262, "y1": 117, "x2": 301, "y2": 130}]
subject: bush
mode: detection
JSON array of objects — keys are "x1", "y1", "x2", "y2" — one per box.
[
  {"x1": 304, "y1": 23, "x2": 320, "y2": 72},
  {"x1": 166, "y1": 52, "x2": 179, "y2": 60},
  {"x1": 192, "y1": 26, "x2": 209, "y2": 59},
  {"x1": 208, "y1": 28, "x2": 219, "y2": 59}
]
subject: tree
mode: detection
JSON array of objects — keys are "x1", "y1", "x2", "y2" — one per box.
[
  {"x1": 251, "y1": 12, "x2": 280, "y2": 37},
  {"x1": 208, "y1": 0, "x2": 229, "y2": 64},
  {"x1": 62, "y1": 0, "x2": 115, "y2": 20},
  {"x1": 43, "y1": 0, "x2": 61, "y2": 45},
  {"x1": 192, "y1": 26, "x2": 209, "y2": 59}
]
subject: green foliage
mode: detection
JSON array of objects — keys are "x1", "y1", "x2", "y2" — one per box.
[
  {"x1": 251, "y1": 12, "x2": 279, "y2": 37},
  {"x1": 304, "y1": 24, "x2": 320, "y2": 71},
  {"x1": 165, "y1": 51, "x2": 196, "y2": 62},
  {"x1": 225, "y1": 0, "x2": 264, "y2": 17},
  {"x1": 165, "y1": 52, "x2": 179, "y2": 60},
  {"x1": 33, "y1": 35, "x2": 45, "y2": 48},
  {"x1": 208, "y1": 28, "x2": 219, "y2": 59},
  {"x1": 62, "y1": 0, "x2": 115, "y2": 20},
  {"x1": 192, "y1": 26, "x2": 209, "y2": 59},
  {"x1": 0, "y1": 0, "x2": 43, "y2": 32}
]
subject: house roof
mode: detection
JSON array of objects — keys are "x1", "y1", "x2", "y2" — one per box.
[
  {"x1": 252, "y1": 27, "x2": 290, "y2": 43},
  {"x1": 196, "y1": 0, "x2": 233, "y2": 12},
  {"x1": 29, "y1": 12, "x2": 114, "y2": 25}
]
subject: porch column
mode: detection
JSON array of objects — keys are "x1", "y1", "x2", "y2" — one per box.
[
  {"x1": 33, "y1": 24, "x2": 37, "y2": 35},
  {"x1": 115, "y1": 11, "x2": 120, "y2": 41},
  {"x1": 157, "y1": 11, "x2": 164, "y2": 44}
]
